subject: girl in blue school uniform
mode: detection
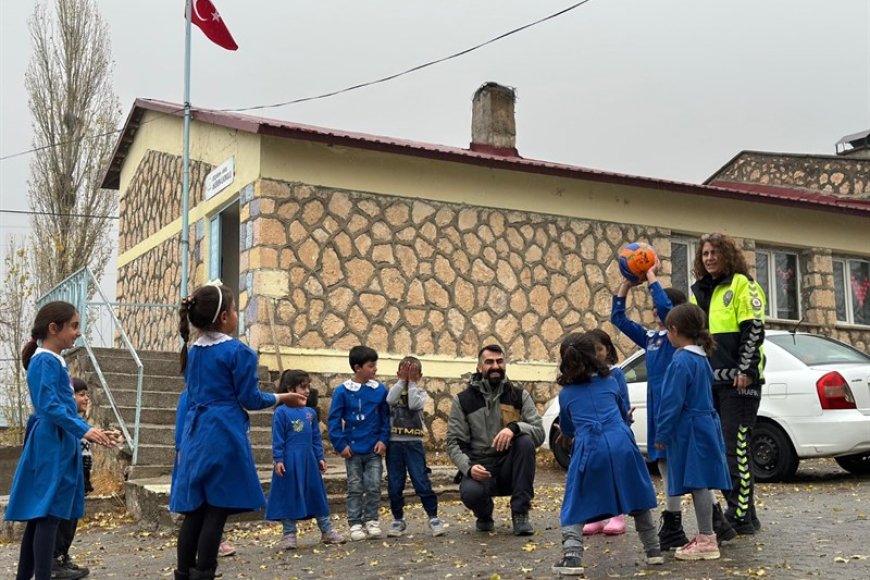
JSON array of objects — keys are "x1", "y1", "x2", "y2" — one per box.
[
  {"x1": 6, "y1": 301, "x2": 117, "y2": 580},
  {"x1": 266, "y1": 370, "x2": 345, "y2": 549},
  {"x1": 580, "y1": 328, "x2": 633, "y2": 536},
  {"x1": 552, "y1": 333, "x2": 662, "y2": 576},
  {"x1": 654, "y1": 304, "x2": 732, "y2": 561},
  {"x1": 170, "y1": 284, "x2": 306, "y2": 580}
]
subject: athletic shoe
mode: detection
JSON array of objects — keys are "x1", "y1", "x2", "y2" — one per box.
[
  {"x1": 349, "y1": 524, "x2": 367, "y2": 541},
  {"x1": 364, "y1": 520, "x2": 382, "y2": 538},
  {"x1": 387, "y1": 519, "x2": 407, "y2": 537},
  {"x1": 603, "y1": 514, "x2": 626, "y2": 535},
  {"x1": 511, "y1": 512, "x2": 534, "y2": 536},
  {"x1": 321, "y1": 529, "x2": 346, "y2": 544},
  {"x1": 675, "y1": 534, "x2": 720, "y2": 561},
  {"x1": 217, "y1": 541, "x2": 236, "y2": 557},
  {"x1": 476, "y1": 517, "x2": 495, "y2": 532},
  {"x1": 428, "y1": 517, "x2": 446, "y2": 537},
  {"x1": 582, "y1": 520, "x2": 606, "y2": 535},
  {"x1": 645, "y1": 548, "x2": 665, "y2": 565},
  {"x1": 279, "y1": 533, "x2": 297, "y2": 550},
  {"x1": 551, "y1": 554, "x2": 584, "y2": 576}
]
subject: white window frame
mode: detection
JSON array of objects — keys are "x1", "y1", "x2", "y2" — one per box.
[
  {"x1": 755, "y1": 248, "x2": 802, "y2": 322},
  {"x1": 670, "y1": 238, "x2": 697, "y2": 299},
  {"x1": 833, "y1": 257, "x2": 870, "y2": 325}
]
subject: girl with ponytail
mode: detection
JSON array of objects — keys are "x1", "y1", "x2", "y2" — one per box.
[
  {"x1": 654, "y1": 304, "x2": 731, "y2": 561},
  {"x1": 552, "y1": 333, "x2": 662, "y2": 575},
  {"x1": 6, "y1": 301, "x2": 118, "y2": 580},
  {"x1": 171, "y1": 284, "x2": 306, "y2": 580}
]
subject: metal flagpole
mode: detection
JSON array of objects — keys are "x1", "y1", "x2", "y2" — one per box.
[{"x1": 180, "y1": 0, "x2": 193, "y2": 301}]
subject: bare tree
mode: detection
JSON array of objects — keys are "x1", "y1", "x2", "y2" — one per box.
[
  {"x1": 26, "y1": 0, "x2": 120, "y2": 295},
  {"x1": 0, "y1": 238, "x2": 35, "y2": 443}
]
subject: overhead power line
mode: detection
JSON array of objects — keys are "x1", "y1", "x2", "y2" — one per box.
[
  {"x1": 0, "y1": 1, "x2": 594, "y2": 161},
  {"x1": 0, "y1": 208, "x2": 119, "y2": 220}
]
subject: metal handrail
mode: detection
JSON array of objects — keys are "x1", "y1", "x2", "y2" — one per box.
[{"x1": 36, "y1": 267, "x2": 148, "y2": 464}]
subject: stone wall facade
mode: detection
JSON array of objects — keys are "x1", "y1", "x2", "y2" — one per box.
[
  {"x1": 241, "y1": 179, "x2": 671, "y2": 363},
  {"x1": 711, "y1": 151, "x2": 870, "y2": 198}
]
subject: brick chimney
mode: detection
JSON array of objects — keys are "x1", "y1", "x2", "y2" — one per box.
[{"x1": 470, "y1": 82, "x2": 518, "y2": 156}]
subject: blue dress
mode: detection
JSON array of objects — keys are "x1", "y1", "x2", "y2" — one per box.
[
  {"x1": 265, "y1": 406, "x2": 329, "y2": 521},
  {"x1": 655, "y1": 347, "x2": 731, "y2": 495},
  {"x1": 169, "y1": 335, "x2": 278, "y2": 513},
  {"x1": 5, "y1": 350, "x2": 90, "y2": 521},
  {"x1": 611, "y1": 281, "x2": 677, "y2": 461},
  {"x1": 559, "y1": 374, "x2": 657, "y2": 526}
]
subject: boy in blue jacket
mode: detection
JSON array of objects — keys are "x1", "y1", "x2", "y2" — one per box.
[{"x1": 328, "y1": 345, "x2": 390, "y2": 541}]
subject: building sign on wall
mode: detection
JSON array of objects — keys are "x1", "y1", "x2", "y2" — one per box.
[{"x1": 204, "y1": 157, "x2": 235, "y2": 200}]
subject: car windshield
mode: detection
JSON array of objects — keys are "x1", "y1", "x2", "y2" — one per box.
[{"x1": 768, "y1": 334, "x2": 870, "y2": 366}]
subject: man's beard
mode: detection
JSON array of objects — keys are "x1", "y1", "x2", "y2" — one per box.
[{"x1": 486, "y1": 369, "x2": 504, "y2": 383}]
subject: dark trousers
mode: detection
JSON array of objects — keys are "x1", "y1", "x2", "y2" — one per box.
[
  {"x1": 53, "y1": 518, "x2": 78, "y2": 560},
  {"x1": 16, "y1": 516, "x2": 60, "y2": 580},
  {"x1": 713, "y1": 386, "x2": 761, "y2": 523},
  {"x1": 386, "y1": 440, "x2": 438, "y2": 520},
  {"x1": 459, "y1": 434, "x2": 536, "y2": 518},
  {"x1": 177, "y1": 503, "x2": 230, "y2": 574}
]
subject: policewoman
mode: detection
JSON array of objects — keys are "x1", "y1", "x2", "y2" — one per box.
[{"x1": 690, "y1": 233, "x2": 766, "y2": 536}]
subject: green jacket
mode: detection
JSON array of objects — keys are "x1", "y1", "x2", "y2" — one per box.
[{"x1": 446, "y1": 374, "x2": 545, "y2": 476}]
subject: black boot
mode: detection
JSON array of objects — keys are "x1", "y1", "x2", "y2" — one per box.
[
  {"x1": 174, "y1": 571, "x2": 190, "y2": 580},
  {"x1": 713, "y1": 502, "x2": 738, "y2": 542},
  {"x1": 188, "y1": 568, "x2": 216, "y2": 580},
  {"x1": 657, "y1": 510, "x2": 689, "y2": 551}
]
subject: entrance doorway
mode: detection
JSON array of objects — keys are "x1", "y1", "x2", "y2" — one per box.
[{"x1": 208, "y1": 201, "x2": 240, "y2": 332}]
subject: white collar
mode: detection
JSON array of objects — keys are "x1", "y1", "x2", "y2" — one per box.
[
  {"x1": 192, "y1": 332, "x2": 233, "y2": 347},
  {"x1": 683, "y1": 345, "x2": 707, "y2": 357},
  {"x1": 343, "y1": 379, "x2": 380, "y2": 392},
  {"x1": 34, "y1": 347, "x2": 67, "y2": 368}
]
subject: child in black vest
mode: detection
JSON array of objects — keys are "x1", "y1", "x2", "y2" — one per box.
[{"x1": 385, "y1": 356, "x2": 444, "y2": 537}]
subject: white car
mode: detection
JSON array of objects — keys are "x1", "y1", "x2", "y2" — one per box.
[{"x1": 541, "y1": 331, "x2": 870, "y2": 482}]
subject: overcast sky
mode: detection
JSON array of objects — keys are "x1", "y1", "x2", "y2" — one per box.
[{"x1": 1, "y1": 0, "x2": 869, "y2": 284}]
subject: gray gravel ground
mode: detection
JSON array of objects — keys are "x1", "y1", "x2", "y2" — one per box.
[{"x1": 2, "y1": 458, "x2": 868, "y2": 579}]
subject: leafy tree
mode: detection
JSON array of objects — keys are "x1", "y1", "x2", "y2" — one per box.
[{"x1": 26, "y1": 0, "x2": 120, "y2": 295}]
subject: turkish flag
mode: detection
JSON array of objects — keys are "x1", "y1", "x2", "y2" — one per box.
[{"x1": 188, "y1": 0, "x2": 238, "y2": 51}]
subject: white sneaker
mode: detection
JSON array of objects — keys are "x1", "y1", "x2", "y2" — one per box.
[
  {"x1": 428, "y1": 517, "x2": 446, "y2": 537},
  {"x1": 365, "y1": 520, "x2": 382, "y2": 538},
  {"x1": 387, "y1": 520, "x2": 407, "y2": 537},
  {"x1": 349, "y1": 524, "x2": 367, "y2": 542}
]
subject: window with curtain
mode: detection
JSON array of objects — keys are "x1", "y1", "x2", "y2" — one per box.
[
  {"x1": 755, "y1": 249, "x2": 800, "y2": 320},
  {"x1": 833, "y1": 258, "x2": 870, "y2": 325}
]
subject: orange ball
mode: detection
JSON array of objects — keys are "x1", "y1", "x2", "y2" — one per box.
[{"x1": 618, "y1": 242, "x2": 657, "y2": 282}]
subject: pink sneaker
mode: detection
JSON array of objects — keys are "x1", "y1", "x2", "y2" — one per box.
[
  {"x1": 675, "y1": 533, "x2": 720, "y2": 561},
  {"x1": 582, "y1": 519, "x2": 606, "y2": 535},
  {"x1": 218, "y1": 541, "x2": 236, "y2": 557},
  {"x1": 603, "y1": 514, "x2": 626, "y2": 535}
]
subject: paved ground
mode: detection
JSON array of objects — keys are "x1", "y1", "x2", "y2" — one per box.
[{"x1": 2, "y1": 458, "x2": 868, "y2": 579}]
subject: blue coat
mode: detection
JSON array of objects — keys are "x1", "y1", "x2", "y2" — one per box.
[
  {"x1": 327, "y1": 380, "x2": 389, "y2": 455},
  {"x1": 5, "y1": 350, "x2": 90, "y2": 521},
  {"x1": 559, "y1": 374, "x2": 657, "y2": 526},
  {"x1": 655, "y1": 347, "x2": 732, "y2": 495},
  {"x1": 169, "y1": 336, "x2": 278, "y2": 513},
  {"x1": 611, "y1": 281, "x2": 677, "y2": 461},
  {"x1": 265, "y1": 406, "x2": 329, "y2": 521}
]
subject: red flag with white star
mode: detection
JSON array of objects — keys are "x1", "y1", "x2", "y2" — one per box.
[{"x1": 188, "y1": 0, "x2": 238, "y2": 51}]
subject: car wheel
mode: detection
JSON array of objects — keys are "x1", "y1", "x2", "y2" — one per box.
[
  {"x1": 549, "y1": 421, "x2": 571, "y2": 470},
  {"x1": 835, "y1": 452, "x2": 870, "y2": 475},
  {"x1": 750, "y1": 421, "x2": 799, "y2": 483}
]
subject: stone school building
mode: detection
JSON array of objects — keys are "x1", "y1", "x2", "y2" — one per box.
[{"x1": 101, "y1": 85, "x2": 870, "y2": 444}]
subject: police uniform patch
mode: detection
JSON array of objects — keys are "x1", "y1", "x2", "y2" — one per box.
[
  {"x1": 723, "y1": 290, "x2": 734, "y2": 307},
  {"x1": 751, "y1": 297, "x2": 763, "y2": 310}
]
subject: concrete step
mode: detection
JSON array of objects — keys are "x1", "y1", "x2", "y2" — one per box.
[
  {"x1": 125, "y1": 464, "x2": 460, "y2": 528},
  {"x1": 114, "y1": 406, "x2": 276, "y2": 428},
  {"x1": 99, "y1": 372, "x2": 187, "y2": 393},
  {"x1": 85, "y1": 348, "x2": 181, "y2": 376},
  {"x1": 135, "y1": 443, "x2": 276, "y2": 466},
  {"x1": 94, "y1": 388, "x2": 182, "y2": 409},
  {"x1": 136, "y1": 424, "x2": 274, "y2": 447}
]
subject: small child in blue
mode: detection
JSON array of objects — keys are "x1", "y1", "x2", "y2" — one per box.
[
  {"x1": 327, "y1": 345, "x2": 390, "y2": 542},
  {"x1": 5, "y1": 301, "x2": 118, "y2": 580},
  {"x1": 580, "y1": 328, "x2": 633, "y2": 536},
  {"x1": 385, "y1": 356, "x2": 444, "y2": 537},
  {"x1": 171, "y1": 284, "x2": 306, "y2": 580},
  {"x1": 266, "y1": 370, "x2": 346, "y2": 549},
  {"x1": 655, "y1": 304, "x2": 732, "y2": 561},
  {"x1": 552, "y1": 333, "x2": 662, "y2": 576}
]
